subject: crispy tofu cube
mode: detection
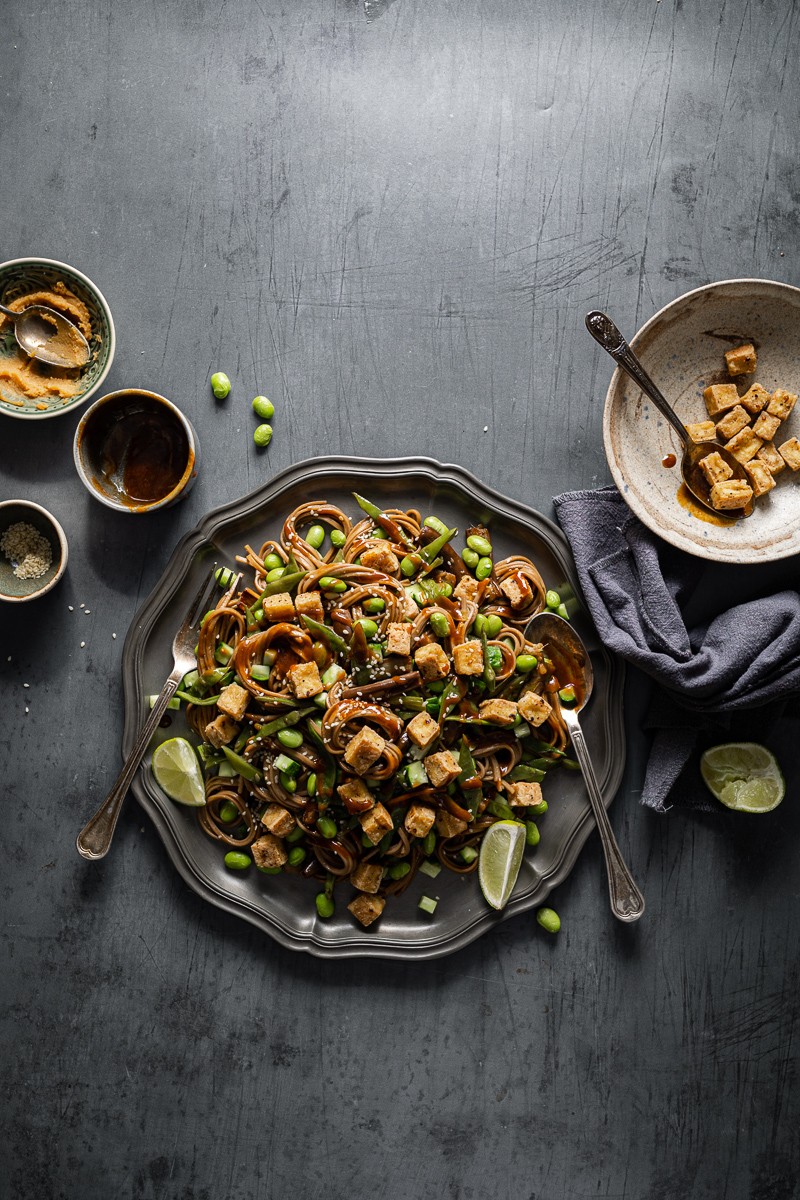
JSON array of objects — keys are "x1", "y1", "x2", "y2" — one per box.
[
  {"x1": 435, "y1": 809, "x2": 468, "y2": 839},
  {"x1": 287, "y1": 660, "x2": 324, "y2": 698},
  {"x1": 205, "y1": 714, "x2": 240, "y2": 748},
  {"x1": 424, "y1": 749, "x2": 461, "y2": 788},
  {"x1": 478, "y1": 699, "x2": 518, "y2": 726},
  {"x1": 518, "y1": 691, "x2": 553, "y2": 728},
  {"x1": 361, "y1": 545, "x2": 400, "y2": 575},
  {"x1": 757, "y1": 442, "x2": 786, "y2": 476},
  {"x1": 405, "y1": 804, "x2": 437, "y2": 839},
  {"x1": 337, "y1": 778, "x2": 375, "y2": 811},
  {"x1": 507, "y1": 781, "x2": 544, "y2": 808},
  {"x1": 262, "y1": 592, "x2": 296, "y2": 623},
  {"x1": 453, "y1": 640, "x2": 483, "y2": 676},
  {"x1": 385, "y1": 622, "x2": 412, "y2": 656},
  {"x1": 453, "y1": 575, "x2": 480, "y2": 605},
  {"x1": 715, "y1": 405, "x2": 750, "y2": 441},
  {"x1": 778, "y1": 437, "x2": 800, "y2": 471},
  {"x1": 724, "y1": 342, "x2": 757, "y2": 376},
  {"x1": 499, "y1": 575, "x2": 532, "y2": 610},
  {"x1": 350, "y1": 862, "x2": 384, "y2": 894},
  {"x1": 343, "y1": 726, "x2": 386, "y2": 775},
  {"x1": 767, "y1": 388, "x2": 798, "y2": 421},
  {"x1": 704, "y1": 383, "x2": 741, "y2": 417},
  {"x1": 752, "y1": 411, "x2": 782, "y2": 442},
  {"x1": 699, "y1": 452, "x2": 734, "y2": 487},
  {"x1": 709, "y1": 480, "x2": 754, "y2": 510},
  {"x1": 347, "y1": 893, "x2": 385, "y2": 927},
  {"x1": 739, "y1": 383, "x2": 771, "y2": 415},
  {"x1": 260, "y1": 803, "x2": 296, "y2": 838},
  {"x1": 217, "y1": 682, "x2": 250, "y2": 722},
  {"x1": 405, "y1": 710, "x2": 440, "y2": 749},
  {"x1": 744, "y1": 459, "x2": 777, "y2": 498},
  {"x1": 251, "y1": 834, "x2": 288, "y2": 870},
  {"x1": 359, "y1": 802, "x2": 393, "y2": 844},
  {"x1": 725, "y1": 427, "x2": 763, "y2": 463},
  {"x1": 685, "y1": 420, "x2": 718, "y2": 444},
  {"x1": 295, "y1": 590, "x2": 325, "y2": 622},
  {"x1": 414, "y1": 642, "x2": 450, "y2": 681}
]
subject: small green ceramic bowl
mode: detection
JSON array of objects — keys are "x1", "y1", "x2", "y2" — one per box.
[
  {"x1": 0, "y1": 257, "x2": 115, "y2": 420},
  {"x1": 0, "y1": 500, "x2": 68, "y2": 602}
]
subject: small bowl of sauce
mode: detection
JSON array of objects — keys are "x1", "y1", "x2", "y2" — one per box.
[{"x1": 73, "y1": 389, "x2": 199, "y2": 513}]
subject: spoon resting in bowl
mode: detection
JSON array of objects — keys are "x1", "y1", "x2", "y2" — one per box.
[{"x1": 0, "y1": 300, "x2": 91, "y2": 369}]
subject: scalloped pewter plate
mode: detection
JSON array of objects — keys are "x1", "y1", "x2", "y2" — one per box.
[
  {"x1": 122, "y1": 457, "x2": 626, "y2": 960},
  {"x1": 603, "y1": 278, "x2": 800, "y2": 563}
]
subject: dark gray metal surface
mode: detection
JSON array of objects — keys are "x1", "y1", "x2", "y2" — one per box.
[{"x1": 1, "y1": 2, "x2": 798, "y2": 1197}]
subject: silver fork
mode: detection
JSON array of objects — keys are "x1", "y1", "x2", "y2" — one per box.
[{"x1": 76, "y1": 569, "x2": 221, "y2": 861}]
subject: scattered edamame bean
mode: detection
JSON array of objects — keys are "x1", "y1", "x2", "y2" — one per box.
[
  {"x1": 252, "y1": 395, "x2": 274, "y2": 419},
  {"x1": 317, "y1": 817, "x2": 338, "y2": 839},
  {"x1": 475, "y1": 556, "x2": 493, "y2": 580},
  {"x1": 462, "y1": 547, "x2": 480, "y2": 569},
  {"x1": 316, "y1": 893, "x2": 335, "y2": 919},
  {"x1": 363, "y1": 597, "x2": 385, "y2": 614},
  {"x1": 254, "y1": 423, "x2": 273, "y2": 448},
  {"x1": 224, "y1": 851, "x2": 251, "y2": 870},
  {"x1": 515, "y1": 654, "x2": 538, "y2": 673},
  {"x1": 306, "y1": 524, "x2": 326, "y2": 550},
  {"x1": 211, "y1": 372, "x2": 231, "y2": 399},
  {"x1": 536, "y1": 906, "x2": 561, "y2": 933},
  {"x1": 288, "y1": 847, "x2": 307, "y2": 867},
  {"x1": 485, "y1": 614, "x2": 503, "y2": 638},
  {"x1": 277, "y1": 728, "x2": 304, "y2": 749},
  {"x1": 545, "y1": 589, "x2": 561, "y2": 610},
  {"x1": 525, "y1": 821, "x2": 540, "y2": 847},
  {"x1": 467, "y1": 534, "x2": 493, "y2": 557},
  {"x1": 214, "y1": 566, "x2": 235, "y2": 587},
  {"x1": 330, "y1": 529, "x2": 346, "y2": 548},
  {"x1": 429, "y1": 612, "x2": 450, "y2": 638}
]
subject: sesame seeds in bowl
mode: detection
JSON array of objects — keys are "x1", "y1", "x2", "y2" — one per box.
[{"x1": 0, "y1": 500, "x2": 68, "y2": 602}]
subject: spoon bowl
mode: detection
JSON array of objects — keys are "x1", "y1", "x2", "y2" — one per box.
[{"x1": 0, "y1": 300, "x2": 91, "y2": 368}]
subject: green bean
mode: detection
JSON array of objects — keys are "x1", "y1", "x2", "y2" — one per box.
[
  {"x1": 525, "y1": 821, "x2": 540, "y2": 847},
  {"x1": 277, "y1": 728, "x2": 303, "y2": 749},
  {"x1": 485, "y1": 614, "x2": 503, "y2": 638},
  {"x1": 475, "y1": 557, "x2": 493, "y2": 580},
  {"x1": 536, "y1": 907, "x2": 561, "y2": 933},
  {"x1": 288, "y1": 847, "x2": 307, "y2": 867},
  {"x1": 317, "y1": 816, "x2": 338, "y2": 839},
  {"x1": 306, "y1": 524, "x2": 326, "y2": 549},
  {"x1": 420, "y1": 525, "x2": 457, "y2": 563},
  {"x1": 253, "y1": 423, "x2": 273, "y2": 448},
  {"x1": 466, "y1": 534, "x2": 493, "y2": 557},
  {"x1": 557, "y1": 602, "x2": 570, "y2": 621},
  {"x1": 363, "y1": 597, "x2": 385, "y2": 614},
  {"x1": 264, "y1": 552, "x2": 284, "y2": 571},
  {"x1": 252, "y1": 395, "x2": 274, "y2": 419},
  {"x1": 515, "y1": 654, "x2": 538, "y2": 673},
  {"x1": 388, "y1": 861, "x2": 411, "y2": 880},
  {"x1": 316, "y1": 893, "x2": 335, "y2": 919},
  {"x1": 329, "y1": 529, "x2": 346, "y2": 548},
  {"x1": 300, "y1": 615, "x2": 349, "y2": 653},
  {"x1": 224, "y1": 851, "x2": 251, "y2": 870},
  {"x1": 353, "y1": 492, "x2": 383, "y2": 520},
  {"x1": 210, "y1": 371, "x2": 231, "y2": 399},
  {"x1": 260, "y1": 571, "x2": 305, "y2": 598},
  {"x1": 429, "y1": 612, "x2": 450, "y2": 638},
  {"x1": 462, "y1": 547, "x2": 480, "y2": 569},
  {"x1": 266, "y1": 566, "x2": 285, "y2": 583},
  {"x1": 545, "y1": 589, "x2": 561, "y2": 609}
]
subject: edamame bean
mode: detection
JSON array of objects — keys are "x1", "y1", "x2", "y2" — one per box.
[
  {"x1": 429, "y1": 612, "x2": 450, "y2": 638},
  {"x1": 219, "y1": 801, "x2": 239, "y2": 823},
  {"x1": 254, "y1": 423, "x2": 273, "y2": 447},
  {"x1": 388, "y1": 861, "x2": 411, "y2": 880},
  {"x1": 280, "y1": 772, "x2": 297, "y2": 793},
  {"x1": 487, "y1": 645, "x2": 503, "y2": 672},
  {"x1": 536, "y1": 906, "x2": 561, "y2": 933},
  {"x1": 264, "y1": 552, "x2": 284, "y2": 571},
  {"x1": 557, "y1": 602, "x2": 570, "y2": 621},
  {"x1": 363, "y1": 597, "x2": 385, "y2": 614},
  {"x1": 462, "y1": 547, "x2": 480, "y2": 569},
  {"x1": 485, "y1": 614, "x2": 503, "y2": 638},
  {"x1": 467, "y1": 534, "x2": 493, "y2": 556},
  {"x1": 306, "y1": 524, "x2": 326, "y2": 550},
  {"x1": 277, "y1": 728, "x2": 304, "y2": 749},
  {"x1": 306, "y1": 772, "x2": 317, "y2": 797},
  {"x1": 319, "y1": 577, "x2": 347, "y2": 593},
  {"x1": 257, "y1": 865, "x2": 282, "y2": 875},
  {"x1": 266, "y1": 566, "x2": 285, "y2": 582},
  {"x1": 422, "y1": 831, "x2": 436, "y2": 856},
  {"x1": 355, "y1": 618, "x2": 379, "y2": 638},
  {"x1": 558, "y1": 685, "x2": 576, "y2": 706},
  {"x1": 473, "y1": 613, "x2": 486, "y2": 635},
  {"x1": 400, "y1": 556, "x2": 418, "y2": 577},
  {"x1": 530, "y1": 799, "x2": 548, "y2": 816},
  {"x1": 214, "y1": 566, "x2": 235, "y2": 587},
  {"x1": 545, "y1": 589, "x2": 561, "y2": 609},
  {"x1": 288, "y1": 847, "x2": 307, "y2": 867},
  {"x1": 224, "y1": 851, "x2": 251, "y2": 870},
  {"x1": 475, "y1": 556, "x2": 493, "y2": 580},
  {"x1": 525, "y1": 821, "x2": 540, "y2": 847},
  {"x1": 316, "y1": 893, "x2": 335, "y2": 919},
  {"x1": 211, "y1": 371, "x2": 231, "y2": 399},
  {"x1": 252, "y1": 395, "x2": 274, "y2": 419},
  {"x1": 515, "y1": 654, "x2": 538, "y2": 673},
  {"x1": 423, "y1": 516, "x2": 449, "y2": 536},
  {"x1": 317, "y1": 816, "x2": 338, "y2": 839},
  {"x1": 330, "y1": 528, "x2": 346, "y2": 548}
]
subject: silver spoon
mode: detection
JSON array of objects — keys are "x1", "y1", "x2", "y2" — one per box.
[
  {"x1": 585, "y1": 310, "x2": 754, "y2": 520},
  {"x1": 0, "y1": 300, "x2": 91, "y2": 368},
  {"x1": 526, "y1": 611, "x2": 645, "y2": 923}
]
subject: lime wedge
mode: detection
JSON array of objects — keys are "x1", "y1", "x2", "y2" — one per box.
[
  {"x1": 152, "y1": 737, "x2": 206, "y2": 807},
  {"x1": 478, "y1": 820, "x2": 526, "y2": 909},
  {"x1": 700, "y1": 742, "x2": 785, "y2": 813}
]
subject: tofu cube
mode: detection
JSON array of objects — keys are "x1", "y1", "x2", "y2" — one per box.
[
  {"x1": 386, "y1": 622, "x2": 412, "y2": 656},
  {"x1": 205, "y1": 714, "x2": 240, "y2": 748},
  {"x1": 217, "y1": 682, "x2": 250, "y2": 722},
  {"x1": 287, "y1": 660, "x2": 324, "y2": 698},
  {"x1": 709, "y1": 480, "x2": 754, "y2": 510},
  {"x1": 499, "y1": 575, "x2": 532, "y2": 610},
  {"x1": 260, "y1": 803, "x2": 296, "y2": 838},
  {"x1": 724, "y1": 342, "x2": 757, "y2": 376},
  {"x1": 715, "y1": 404, "x2": 750, "y2": 441},
  {"x1": 453, "y1": 575, "x2": 480, "y2": 605},
  {"x1": 756, "y1": 442, "x2": 786, "y2": 476},
  {"x1": 405, "y1": 710, "x2": 440, "y2": 749},
  {"x1": 725, "y1": 427, "x2": 763, "y2": 463},
  {"x1": 699, "y1": 452, "x2": 733, "y2": 487},
  {"x1": 704, "y1": 383, "x2": 741, "y2": 417},
  {"x1": 767, "y1": 388, "x2": 798, "y2": 421},
  {"x1": 404, "y1": 804, "x2": 437, "y2": 838},
  {"x1": 739, "y1": 383, "x2": 771, "y2": 415},
  {"x1": 251, "y1": 834, "x2": 288, "y2": 870},
  {"x1": 295, "y1": 590, "x2": 325, "y2": 622},
  {"x1": 743, "y1": 459, "x2": 777, "y2": 498},
  {"x1": 478, "y1": 699, "x2": 518, "y2": 726},
  {"x1": 452, "y1": 640, "x2": 483, "y2": 676},
  {"x1": 350, "y1": 862, "x2": 384, "y2": 894},
  {"x1": 752, "y1": 411, "x2": 782, "y2": 442},
  {"x1": 685, "y1": 420, "x2": 718, "y2": 444},
  {"x1": 414, "y1": 642, "x2": 450, "y2": 681},
  {"x1": 778, "y1": 437, "x2": 800, "y2": 471},
  {"x1": 262, "y1": 592, "x2": 296, "y2": 623},
  {"x1": 518, "y1": 691, "x2": 553, "y2": 728},
  {"x1": 347, "y1": 893, "x2": 385, "y2": 927},
  {"x1": 361, "y1": 545, "x2": 400, "y2": 575},
  {"x1": 359, "y1": 802, "x2": 393, "y2": 844},
  {"x1": 343, "y1": 726, "x2": 386, "y2": 775},
  {"x1": 507, "y1": 781, "x2": 544, "y2": 808},
  {"x1": 337, "y1": 778, "x2": 375, "y2": 812},
  {"x1": 435, "y1": 809, "x2": 468, "y2": 839},
  {"x1": 424, "y1": 749, "x2": 461, "y2": 788}
]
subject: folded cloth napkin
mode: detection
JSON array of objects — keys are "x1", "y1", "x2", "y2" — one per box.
[{"x1": 552, "y1": 486, "x2": 800, "y2": 811}]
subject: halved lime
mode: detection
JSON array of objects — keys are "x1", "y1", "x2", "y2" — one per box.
[
  {"x1": 478, "y1": 820, "x2": 526, "y2": 909},
  {"x1": 152, "y1": 737, "x2": 206, "y2": 807},
  {"x1": 700, "y1": 742, "x2": 785, "y2": 813}
]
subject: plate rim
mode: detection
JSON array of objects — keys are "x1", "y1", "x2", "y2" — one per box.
[{"x1": 122, "y1": 455, "x2": 627, "y2": 960}]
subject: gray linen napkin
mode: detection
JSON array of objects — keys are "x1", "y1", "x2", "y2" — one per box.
[{"x1": 552, "y1": 486, "x2": 800, "y2": 811}]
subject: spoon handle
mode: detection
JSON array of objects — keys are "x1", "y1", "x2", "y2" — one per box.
[
  {"x1": 0, "y1": 302, "x2": 17, "y2": 318},
  {"x1": 585, "y1": 310, "x2": 689, "y2": 446},
  {"x1": 565, "y1": 712, "x2": 645, "y2": 922}
]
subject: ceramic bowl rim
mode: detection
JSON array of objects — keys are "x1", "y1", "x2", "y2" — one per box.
[{"x1": 0, "y1": 498, "x2": 69, "y2": 602}]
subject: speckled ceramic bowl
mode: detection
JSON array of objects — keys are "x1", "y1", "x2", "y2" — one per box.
[
  {"x1": 602, "y1": 279, "x2": 800, "y2": 563},
  {"x1": 0, "y1": 257, "x2": 115, "y2": 420},
  {"x1": 0, "y1": 500, "x2": 68, "y2": 601}
]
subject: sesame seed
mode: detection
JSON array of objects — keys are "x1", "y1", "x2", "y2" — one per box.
[
  {"x1": 68, "y1": 605, "x2": 74, "y2": 611},
  {"x1": 80, "y1": 603, "x2": 85, "y2": 609},
  {"x1": 25, "y1": 707, "x2": 29, "y2": 714},
  {"x1": 112, "y1": 633, "x2": 117, "y2": 639},
  {"x1": 84, "y1": 610, "x2": 91, "y2": 615},
  {"x1": 80, "y1": 641, "x2": 86, "y2": 648},
  {"x1": 23, "y1": 683, "x2": 29, "y2": 688}
]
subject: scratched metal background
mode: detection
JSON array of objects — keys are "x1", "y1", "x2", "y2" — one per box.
[{"x1": 1, "y1": 1, "x2": 799, "y2": 1197}]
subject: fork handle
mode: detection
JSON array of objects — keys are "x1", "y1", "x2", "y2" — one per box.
[{"x1": 76, "y1": 673, "x2": 182, "y2": 860}]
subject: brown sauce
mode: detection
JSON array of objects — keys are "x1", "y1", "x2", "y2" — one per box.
[
  {"x1": 662, "y1": 453, "x2": 677, "y2": 468},
  {"x1": 83, "y1": 393, "x2": 189, "y2": 506},
  {"x1": 676, "y1": 483, "x2": 737, "y2": 526}
]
